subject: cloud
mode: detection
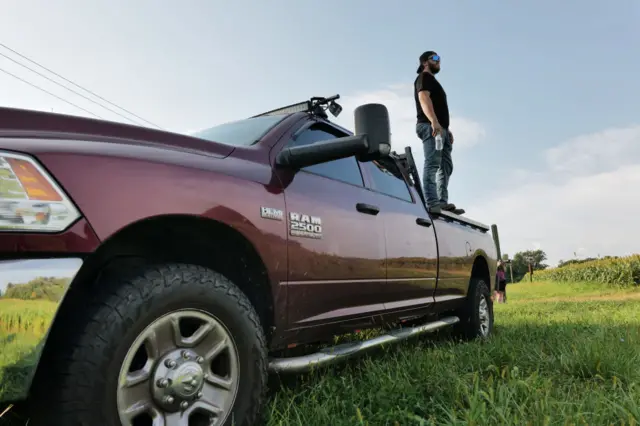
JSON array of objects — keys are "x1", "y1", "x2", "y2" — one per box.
[
  {"x1": 545, "y1": 125, "x2": 640, "y2": 176},
  {"x1": 469, "y1": 126, "x2": 640, "y2": 266},
  {"x1": 335, "y1": 85, "x2": 486, "y2": 180}
]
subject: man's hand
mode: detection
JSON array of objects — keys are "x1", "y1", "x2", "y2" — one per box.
[
  {"x1": 449, "y1": 130, "x2": 454, "y2": 144},
  {"x1": 431, "y1": 121, "x2": 443, "y2": 137}
]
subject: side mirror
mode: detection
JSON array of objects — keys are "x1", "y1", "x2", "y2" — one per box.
[
  {"x1": 275, "y1": 103, "x2": 392, "y2": 168},
  {"x1": 354, "y1": 103, "x2": 392, "y2": 162}
]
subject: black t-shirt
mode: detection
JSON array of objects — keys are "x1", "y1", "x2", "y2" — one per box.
[{"x1": 414, "y1": 72, "x2": 450, "y2": 128}]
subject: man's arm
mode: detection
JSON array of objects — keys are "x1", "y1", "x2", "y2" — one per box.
[{"x1": 417, "y1": 91, "x2": 439, "y2": 126}]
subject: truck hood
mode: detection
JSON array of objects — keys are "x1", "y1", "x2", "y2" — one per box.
[{"x1": 0, "y1": 106, "x2": 236, "y2": 159}]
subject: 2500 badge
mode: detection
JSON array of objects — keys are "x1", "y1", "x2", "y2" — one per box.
[{"x1": 289, "y1": 212, "x2": 322, "y2": 239}]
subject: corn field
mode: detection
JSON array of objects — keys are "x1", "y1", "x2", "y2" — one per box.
[
  {"x1": 0, "y1": 299, "x2": 56, "y2": 336},
  {"x1": 528, "y1": 254, "x2": 640, "y2": 287}
]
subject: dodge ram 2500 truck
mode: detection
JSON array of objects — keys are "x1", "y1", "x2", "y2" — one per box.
[{"x1": 0, "y1": 95, "x2": 497, "y2": 426}]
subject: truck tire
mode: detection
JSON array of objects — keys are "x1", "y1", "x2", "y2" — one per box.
[
  {"x1": 30, "y1": 263, "x2": 268, "y2": 426},
  {"x1": 454, "y1": 278, "x2": 494, "y2": 340}
]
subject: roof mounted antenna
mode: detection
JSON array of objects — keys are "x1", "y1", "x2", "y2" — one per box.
[{"x1": 251, "y1": 94, "x2": 343, "y2": 119}]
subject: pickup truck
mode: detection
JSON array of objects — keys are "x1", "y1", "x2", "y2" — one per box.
[{"x1": 0, "y1": 95, "x2": 498, "y2": 426}]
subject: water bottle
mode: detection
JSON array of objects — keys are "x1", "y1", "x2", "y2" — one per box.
[{"x1": 435, "y1": 132, "x2": 444, "y2": 151}]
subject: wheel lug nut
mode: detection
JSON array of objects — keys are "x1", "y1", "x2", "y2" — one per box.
[
  {"x1": 204, "y1": 373, "x2": 209, "y2": 380},
  {"x1": 181, "y1": 350, "x2": 190, "y2": 359},
  {"x1": 165, "y1": 359, "x2": 176, "y2": 368},
  {"x1": 180, "y1": 401, "x2": 189, "y2": 410},
  {"x1": 164, "y1": 396, "x2": 175, "y2": 404},
  {"x1": 190, "y1": 379, "x2": 198, "y2": 386},
  {"x1": 157, "y1": 378, "x2": 169, "y2": 388},
  {"x1": 197, "y1": 391, "x2": 203, "y2": 399},
  {"x1": 196, "y1": 356, "x2": 204, "y2": 364}
]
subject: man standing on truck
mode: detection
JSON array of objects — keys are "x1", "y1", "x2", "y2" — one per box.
[{"x1": 414, "y1": 50, "x2": 463, "y2": 214}]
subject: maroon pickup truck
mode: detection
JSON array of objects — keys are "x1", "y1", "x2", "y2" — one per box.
[{"x1": 0, "y1": 96, "x2": 498, "y2": 425}]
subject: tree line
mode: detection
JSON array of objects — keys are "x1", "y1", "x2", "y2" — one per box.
[
  {"x1": 502, "y1": 250, "x2": 623, "y2": 283},
  {"x1": 502, "y1": 249, "x2": 549, "y2": 283},
  {"x1": 0, "y1": 276, "x2": 69, "y2": 302}
]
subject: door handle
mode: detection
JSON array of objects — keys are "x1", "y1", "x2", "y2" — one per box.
[
  {"x1": 416, "y1": 217, "x2": 432, "y2": 227},
  {"x1": 356, "y1": 203, "x2": 380, "y2": 215}
]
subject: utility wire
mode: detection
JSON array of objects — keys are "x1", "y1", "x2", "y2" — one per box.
[
  {"x1": 0, "y1": 42, "x2": 164, "y2": 130},
  {"x1": 0, "y1": 66, "x2": 104, "y2": 119},
  {"x1": 0, "y1": 51, "x2": 146, "y2": 127}
]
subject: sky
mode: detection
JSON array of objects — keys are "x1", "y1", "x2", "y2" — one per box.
[
  {"x1": 0, "y1": 258, "x2": 81, "y2": 293},
  {"x1": 1, "y1": 0, "x2": 639, "y2": 266}
]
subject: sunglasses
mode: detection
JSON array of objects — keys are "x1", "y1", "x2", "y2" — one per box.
[{"x1": 429, "y1": 54, "x2": 441, "y2": 62}]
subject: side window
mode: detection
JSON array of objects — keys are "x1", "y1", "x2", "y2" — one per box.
[
  {"x1": 288, "y1": 125, "x2": 364, "y2": 187},
  {"x1": 362, "y1": 159, "x2": 413, "y2": 202}
]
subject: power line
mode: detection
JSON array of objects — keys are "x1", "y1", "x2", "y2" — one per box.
[
  {"x1": 0, "y1": 51, "x2": 146, "y2": 127},
  {"x1": 0, "y1": 42, "x2": 164, "y2": 130},
  {"x1": 0, "y1": 66, "x2": 104, "y2": 119}
]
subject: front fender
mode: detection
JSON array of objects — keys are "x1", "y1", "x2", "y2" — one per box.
[
  {"x1": 40, "y1": 148, "x2": 289, "y2": 309},
  {"x1": 35, "y1": 148, "x2": 288, "y2": 258}
]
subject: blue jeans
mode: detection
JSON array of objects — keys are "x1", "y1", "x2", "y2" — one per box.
[{"x1": 416, "y1": 122, "x2": 453, "y2": 207}]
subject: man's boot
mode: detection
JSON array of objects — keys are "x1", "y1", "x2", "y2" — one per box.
[
  {"x1": 441, "y1": 203, "x2": 456, "y2": 211},
  {"x1": 441, "y1": 203, "x2": 465, "y2": 215},
  {"x1": 428, "y1": 202, "x2": 444, "y2": 213}
]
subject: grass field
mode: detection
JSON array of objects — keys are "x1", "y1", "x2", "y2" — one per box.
[
  {"x1": 265, "y1": 281, "x2": 640, "y2": 425},
  {"x1": 0, "y1": 299, "x2": 56, "y2": 402},
  {"x1": 1, "y1": 281, "x2": 639, "y2": 424}
]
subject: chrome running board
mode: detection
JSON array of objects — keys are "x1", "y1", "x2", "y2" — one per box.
[{"x1": 268, "y1": 316, "x2": 460, "y2": 374}]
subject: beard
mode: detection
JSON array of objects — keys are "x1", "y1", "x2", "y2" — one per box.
[{"x1": 429, "y1": 63, "x2": 440, "y2": 74}]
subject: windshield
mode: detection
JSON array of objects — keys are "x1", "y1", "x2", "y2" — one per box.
[{"x1": 190, "y1": 114, "x2": 288, "y2": 147}]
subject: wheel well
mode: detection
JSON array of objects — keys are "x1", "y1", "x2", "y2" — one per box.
[
  {"x1": 79, "y1": 215, "x2": 272, "y2": 331},
  {"x1": 34, "y1": 215, "x2": 274, "y2": 391},
  {"x1": 470, "y1": 255, "x2": 491, "y2": 289}
]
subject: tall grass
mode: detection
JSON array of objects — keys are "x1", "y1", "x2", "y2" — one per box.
[
  {"x1": 530, "y1": 254, "x2": 640, "y2": 287},
  {"x1": 0, "y1": 299, "x2": 56, "y2": 336},
  {"x1": 0, "y1": 299, "x2": 57, "y2": 402}
]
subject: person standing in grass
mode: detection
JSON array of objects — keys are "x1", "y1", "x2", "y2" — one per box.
[{"x1": 496, "y1": 261, "x2": 507, "y2": 303}]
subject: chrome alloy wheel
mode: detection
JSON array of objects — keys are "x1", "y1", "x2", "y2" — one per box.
[
  {"x1": 478, "y1": 296, "x2": 491, "y2": 337},
  {"x1": 117, "y1": 309, "x2": 240, "y2": 426}
]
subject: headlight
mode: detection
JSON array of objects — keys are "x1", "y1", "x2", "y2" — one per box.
[{"x1": 0, "y1": 151, "x2": 80, "y2": 232}]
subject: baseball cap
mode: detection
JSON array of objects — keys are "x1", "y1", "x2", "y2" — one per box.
[{"x1": 417, "y1": 51, "x2": 438, "y2": 73}]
